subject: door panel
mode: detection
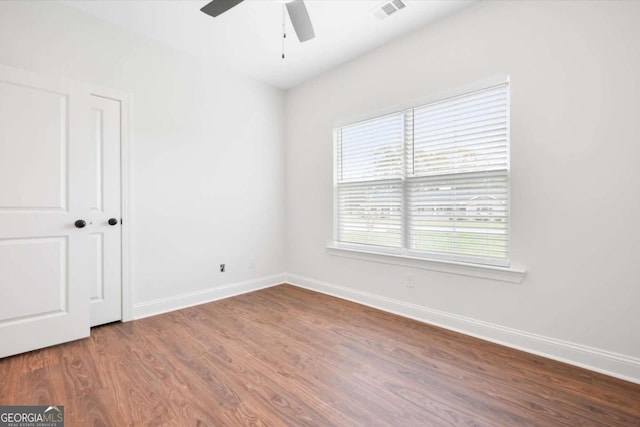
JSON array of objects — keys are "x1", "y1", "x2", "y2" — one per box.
[
  {"x1": 89, "y1": 233, "x2": 105, "y2": 303},
  {"x1": 0, "y1": 237, "x2": 67, "y2": 322},
  {"x1": 0, "y1": 81, "x2": 67, "y2": 210},
  {"x1": 0, "y1": 65, "x2": 91, "y2": 358},
  {"x1": 88, "y1": 95, "x2": 122, "y2": 327}
]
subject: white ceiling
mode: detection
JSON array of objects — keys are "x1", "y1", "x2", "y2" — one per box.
[{"x1": 66, "y1": 0, "x2": 474, "y2": 90}]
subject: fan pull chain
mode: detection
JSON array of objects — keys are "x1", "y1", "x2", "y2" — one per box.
[{"x1": 281, "y1": 4, "x2": 286, "y2": 59}]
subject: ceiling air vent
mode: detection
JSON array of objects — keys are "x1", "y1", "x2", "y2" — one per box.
[{"x1": 373, "y1": 0, "x2": 407, "y2": 20}]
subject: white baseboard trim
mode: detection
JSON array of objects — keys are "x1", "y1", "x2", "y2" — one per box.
[
  {"x1": 286, "y1": 273, "x2": 640, "y2": 385},
  {"x1": 133, "y1": 273, "x2": 286, "y2": 320}
]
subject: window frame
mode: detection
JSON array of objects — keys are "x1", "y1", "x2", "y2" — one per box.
[{"x1": 332, "y1": 76, "x2": 512, "y2": 268}]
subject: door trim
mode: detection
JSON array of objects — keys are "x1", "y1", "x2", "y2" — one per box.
[{"x1": 89, "y1": 86, "x2": 133, "y2": 322}]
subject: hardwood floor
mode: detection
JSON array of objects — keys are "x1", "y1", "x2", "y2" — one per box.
[{"x1": 1, "y1": 284, "x2": 639, "y2": 426}]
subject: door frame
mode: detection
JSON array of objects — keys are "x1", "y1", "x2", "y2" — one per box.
[{"x1": 89, "y1": 85, "x2": 134, "y2": 322}]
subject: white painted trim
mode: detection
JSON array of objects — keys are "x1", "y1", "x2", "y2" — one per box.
[
  {"x1": 89, "y1": 85, "x2": 134, "y2": 322},
  {"x1": 120, "y1": 95, "x2": 134, "y2": 322},
  {"x1": 286, "y1": 273, "x2": 640, "y2": 385},
  {"x1": 327, "y1": 246, "x2": 526, "y2": 283},
  {"x1": 133, "y1": 274, "x2": 286, "y2": 320}
]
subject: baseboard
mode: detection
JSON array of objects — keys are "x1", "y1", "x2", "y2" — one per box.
[
  {"x1": 133, "y1": 273, "x2": 286, "y2": 320},
  {"x1": 285, "y1": 273, "x2": 640, "y2": 385}
]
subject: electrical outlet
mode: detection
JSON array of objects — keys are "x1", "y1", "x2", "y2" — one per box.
[
  {"x1": 406, "y1": 273, "x2": 415, "y2": 288},
  {"x1": 220, "y1": 263, "x2": 225, "y2": 273},
  {"x1": 248, "y1": 257, "x2": 256, "y2": 271}
]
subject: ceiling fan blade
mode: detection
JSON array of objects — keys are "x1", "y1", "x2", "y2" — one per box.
[
  {"x1": 286, "y1": 0, "x2": 315, "y2": 42},
  {"x1": 200, "y1": 0, "x2": 244, "y2": 18}
]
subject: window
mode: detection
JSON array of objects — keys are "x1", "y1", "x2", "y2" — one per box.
[{"x1": 334, "y1": 80, "x2": 510, "y2": 267}]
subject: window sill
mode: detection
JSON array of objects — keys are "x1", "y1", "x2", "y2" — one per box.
[{"x1": 326, "y1": 245, "x2": 526, "y2": 283}]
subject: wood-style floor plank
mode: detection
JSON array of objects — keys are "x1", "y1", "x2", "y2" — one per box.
[{"x1": 1, "y1": 284, "x2": 639, "y2": 426}]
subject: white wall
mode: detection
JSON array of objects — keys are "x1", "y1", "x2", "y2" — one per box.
[
  {"x1": 285, "y1": 1, "x2": 640, "y2": 381},
  {"x1": 0, "y1": 1, "x2": 286, "y2": 309}
]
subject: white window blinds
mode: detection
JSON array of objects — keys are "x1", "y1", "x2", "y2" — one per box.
[
  {"x1": 335, "y1": 81, "x2": 510, "y2": 266},
  {"x1": 336, "y1": 113, "x2": 404, "y2": 248},
  {"x1": 407, "y1": 84, "x2": 509, "y2": 265}
]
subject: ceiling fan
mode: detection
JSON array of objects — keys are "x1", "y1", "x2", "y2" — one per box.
[{"x1": 200, "y1": 0, "x2": 315, "y2": 43}]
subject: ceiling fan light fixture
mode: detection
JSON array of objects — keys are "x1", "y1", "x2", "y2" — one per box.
[{"x1": 201, "y1": 0, "x2": 315, "y2": 42}]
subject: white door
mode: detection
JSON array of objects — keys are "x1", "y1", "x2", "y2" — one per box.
[
  {"x1": 88, "y1": 95, "x2": 122, "y2": 327},
  {"x1": 0, "y1": 65, "x2": 92, "y2": 357},
  {"x1": 0, "y1": 66, "x2": 124, "y2": 358}
]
